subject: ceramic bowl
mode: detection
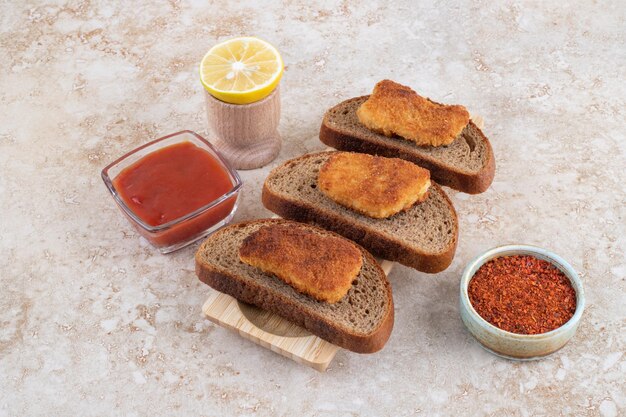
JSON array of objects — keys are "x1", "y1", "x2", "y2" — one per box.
[{"x1": 459, "y1": 245, "x2": 585, "y2": 360}]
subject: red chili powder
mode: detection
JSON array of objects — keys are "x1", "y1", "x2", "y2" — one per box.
[{"x1": 468, "y1": 255, "x2": 577, "y2": 335}]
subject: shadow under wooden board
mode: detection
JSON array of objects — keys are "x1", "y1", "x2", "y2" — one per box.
[{"x1": 202, "y1": 259, "x2": 394, "y2": 372}]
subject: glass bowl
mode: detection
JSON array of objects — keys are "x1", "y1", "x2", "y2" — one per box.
[
  {"x1": 101, "y1": 130, "x2": 242, "y2": 253},
  {"x1": 459, "y1": 245, "x2": 585, "y2": 360}
]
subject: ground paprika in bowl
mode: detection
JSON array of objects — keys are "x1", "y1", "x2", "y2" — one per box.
[{"x1": 459, "y1": 245, "x2": 585, "y2": 360}]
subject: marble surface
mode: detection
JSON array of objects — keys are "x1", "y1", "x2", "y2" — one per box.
[{"x1": 1, "y1": 1, "x2": 625, "y2": 416}]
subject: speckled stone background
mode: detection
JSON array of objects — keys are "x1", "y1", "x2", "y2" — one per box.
[{"x1": 1, "y1": 1, "x2": 625, "y2": 416}]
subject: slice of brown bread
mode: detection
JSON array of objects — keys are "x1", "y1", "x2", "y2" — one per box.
[
  {"x1": 195, "y1": 219, "x2": 394, "y2": 353},
  {"x1": 262, "y1": 152, "x2": 458, "y2": 273},
  {"x1": 319, "y1": 96, "x2": 496, "y2": 194}
]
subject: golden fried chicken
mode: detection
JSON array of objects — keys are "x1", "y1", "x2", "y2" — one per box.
[
  {"x1": 356, "y1": 80, "x2": 469, "y2": 147},
  {"x1": 239, "y1": 224, "x2": 362, "y2": 303},
  {"x1": 318, "y1": 152, "x2": 431, "y2": 219}
]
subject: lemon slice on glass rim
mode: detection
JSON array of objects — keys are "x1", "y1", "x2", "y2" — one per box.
[{"x1": 200, "y1": 37, "x2": 284, "y2": 105}]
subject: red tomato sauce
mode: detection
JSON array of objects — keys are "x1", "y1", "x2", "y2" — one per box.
[{"x1": 113, "y1": 142, "x2": 236, "y2": 248}]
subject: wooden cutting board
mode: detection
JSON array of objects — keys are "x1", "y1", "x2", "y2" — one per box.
[{"x1": 202, "y1": 259, "x2": 394, "y2": 372}]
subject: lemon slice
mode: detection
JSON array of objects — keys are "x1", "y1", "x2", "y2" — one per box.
[{"x1": 200, "y1": 37, "x2": 284, "y2": 105}]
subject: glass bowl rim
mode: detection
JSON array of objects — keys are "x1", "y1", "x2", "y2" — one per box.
[{"x1": 101, "y1": 130, "x2": 243, "y2": 232}]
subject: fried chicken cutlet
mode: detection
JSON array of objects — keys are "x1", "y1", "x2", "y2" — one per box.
[
  {"x1": 318, "y1": 152, "x2": 431, "y2": 219},
  {"x1": 239, "y1": 224, "x2": 363, "y2": 303},
  {"x1": 356, "y1": 80, "x2": 470, "y2": 147}
]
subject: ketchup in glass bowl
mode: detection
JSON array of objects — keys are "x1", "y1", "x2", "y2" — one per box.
[{"x1": 102, "y1": 130, "x2": 242, "y2": 253}]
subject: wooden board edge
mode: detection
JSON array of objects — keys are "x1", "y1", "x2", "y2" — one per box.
[{"x1": 202, "y1": 292, "x2": 340, "y2": 371}]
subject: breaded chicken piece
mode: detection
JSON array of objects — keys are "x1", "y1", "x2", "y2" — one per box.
[
  {"x1": 356, "y1": 80, "x2": 470, "y2": 147},
  {"x1": 318, "y1": 152, "x2": 431, "y2": 219},
  {"x1": 239, "y1": 224, "x2": 362, "y2": 303}
]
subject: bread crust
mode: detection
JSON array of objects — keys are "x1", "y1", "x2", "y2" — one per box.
[
  {"x1": 262, "y1": 157, "x2": 458, "y2": 273},
  {"x1": 195, "y1": 219, "x2": 394, "y2": 354},
  {"x1": 320, "y1": 96, "x2": 496, "y2": 194}
]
